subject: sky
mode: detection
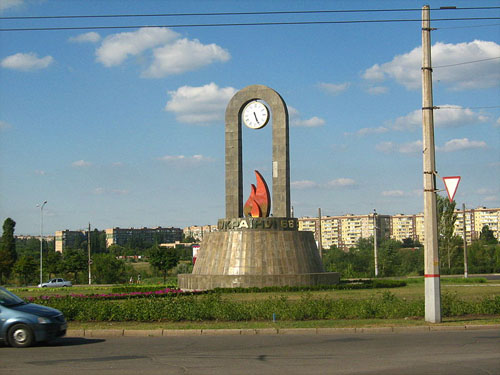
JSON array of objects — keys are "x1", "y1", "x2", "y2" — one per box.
[{"x1": 0, "y1": 0, "x2": 499, "y2": 235}]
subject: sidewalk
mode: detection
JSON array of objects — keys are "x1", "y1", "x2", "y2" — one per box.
[{"x1": 67, "y1": 324, "x2": 500, "y2": 337}]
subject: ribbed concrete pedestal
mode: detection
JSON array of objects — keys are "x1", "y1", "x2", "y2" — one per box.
[{"x1": 178, "y1": 223, "x2": 339, "y2": 290}]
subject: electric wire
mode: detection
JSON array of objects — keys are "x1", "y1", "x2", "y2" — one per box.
[
  {"x1": 433, "y1": 56, "x2": 500, "y2": 68},
  {"x1": 1, "y1": 17, "x2": 500, "y2": 32},
  {"x1": 1, "y1": 6, "x2": 498, "y2": 20}
]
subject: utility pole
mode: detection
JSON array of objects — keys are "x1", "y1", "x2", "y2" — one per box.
[
  {"x1": 37, "y1": 201, "x2": 47, "y2": 286},
  {"x1": 373, "y1": 209, "x2": 379, "y2": 277},
  {"x1": 317, "y1": 208, "x2": 323, "y2": 258},
  {"x1": 88, "y1": 223, "x2": 92, "y2": 285},
  {"x1": 463, "y1": 203, "x2": 468, "y2": 278},
  {"x1": 422, "y1": 5, "x2": 441, "y2": 323}
]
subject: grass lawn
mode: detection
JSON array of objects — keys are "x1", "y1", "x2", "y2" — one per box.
[{"x1": 10, "y1": 277, "x2": 500, "y2": 330}]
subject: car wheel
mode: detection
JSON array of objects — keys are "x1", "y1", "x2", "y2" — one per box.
[
  {"x1": 42, "y1": 285, "x2": 47, "y2": 288},
  {"x1": 8, "y1": 324, "x2": 34, "y2": 348}
]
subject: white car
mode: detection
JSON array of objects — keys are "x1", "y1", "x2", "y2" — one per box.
[{"x1": 38, "y1": 278, "x2": 72, "y2": 288}]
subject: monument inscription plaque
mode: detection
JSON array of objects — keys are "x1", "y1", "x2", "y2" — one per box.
[{"x1": 178, "y1": 85, "x2": 339, "y2": 289}]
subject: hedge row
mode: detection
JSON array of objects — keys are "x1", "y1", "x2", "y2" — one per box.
[{"x1": 34, "y1": 292, "x2": 500, "y2": 322}]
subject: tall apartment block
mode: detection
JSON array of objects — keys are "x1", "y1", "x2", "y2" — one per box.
[
  {"x1": 105, "y1": 226, "x2": 183, "y2": 248},
  {"x1": 296, "y1": 207, "x2": 499, "y2": 250},
  {"x1": 298, "y1": 213, "x2": 391, "y2": 250},
  {"x1": 55, "y1": 230, "x2": 87, "y2": 253}
]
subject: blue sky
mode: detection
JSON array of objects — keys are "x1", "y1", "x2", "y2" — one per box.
[{"x1": 1, "y1": 0, "x2": 499, "y2": 235}]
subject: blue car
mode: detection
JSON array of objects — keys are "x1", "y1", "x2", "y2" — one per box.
[{"x1": 0, "y1": 286, "x2": 67, "y2": 347}]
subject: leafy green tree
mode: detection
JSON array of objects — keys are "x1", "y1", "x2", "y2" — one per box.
[
  {"x1": 13, "y1": 255, "x2": 38, "y2": 285},
  {"x1": 378, "y1": 239, "x2": 402, "y2": 277},
  {"x1": 92, "y1": 254, "x2": 129, "y2": 284},
  {"x1": 0, "y1": 218, "x2": 17, "y2": 283},
  {"x1": 148, "y1": 245, "x2": 179, "y2": 283},
  {"x1": 479, "y1": 225, "x2": 498, "y2": 245},
  {"x1": 45, "y1": 250, "x2": 63, "y2": 278},
  {"x1": 62, "y1": 248, "x2": 87, "y2": 283},
  {"x1": 436, "y1": 194, "x2": 459, "y2": 270}
]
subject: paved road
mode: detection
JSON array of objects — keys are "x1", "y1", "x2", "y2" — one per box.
[{"x1": 1, "y1": 330, "x2": 499, "y2": 375}]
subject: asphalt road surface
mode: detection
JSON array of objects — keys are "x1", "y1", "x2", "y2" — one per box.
[{"x1": 1, "y1": 330, "x2": 499, "y2": 375}]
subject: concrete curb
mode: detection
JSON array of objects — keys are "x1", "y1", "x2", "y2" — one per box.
[{"x1": 66, "y1": 324, "x2": 500, "y2": 338}]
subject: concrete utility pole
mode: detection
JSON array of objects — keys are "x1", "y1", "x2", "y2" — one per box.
[
  {"x1": 463, "y1": 204, "x2": 468, "y2": 278},
  {"x1": 88, "y1": 223, "x2": 92, "y2": 285},
  {"x1": 37, "y1": 201, "x2": 47, "y2": 286},
  {"x1": 373, "y1": 209, "x2": 379, "y2": 277},
  {"x1": 317, "y1": 208, "x2": 323, "y2": 258},
  {"x1": 422, "y1": 5, "x2": 442, "y2": 323}
]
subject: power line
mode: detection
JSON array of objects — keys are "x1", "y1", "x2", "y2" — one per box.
[
  {"x1": 437, "y1": 106, "x2": 500, "y2": 110},
  {"x1": 434, "y1": 56, "x2": 500, "y2": 68},
  {"x1": 1, "y1": 17, "x2": 499, "y2": 32},
  {"x1": 1, "y1": 7, "x2": 499, "y2": 20}
]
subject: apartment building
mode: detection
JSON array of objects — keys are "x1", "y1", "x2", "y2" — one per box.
[
  {"x1": 55, "y1": 230, "x2": 86, "y2": 253},
  {"x1": 298, "y1": 207, "x2": 499, "y2": 250},
  {"x1": 183, "y1": 225, "x2": 218, "y2": 241},
  {"x1": 105, "y1": 226, "x2": 183, "y2": 248},
  {"x1": 298, "y1": 213, "x2": 391, "y2": 250}
]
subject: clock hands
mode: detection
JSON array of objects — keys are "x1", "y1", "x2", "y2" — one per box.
[{"x1": 253, "y1": 112, "x2": 259, "y2": 124}]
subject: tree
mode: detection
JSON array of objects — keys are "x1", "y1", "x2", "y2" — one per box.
[
  {"x1": 479, "y1": 225, "x2": 498, "y2": 245},
  {"x1": 62, "y1": 249, "x2": 87, "y2": 283},
  {"x1": 45, "y1": 251, "x2": 63, "y2": 279},
  {"x1": 0, "y1": 218, "x2": 17, "y2": 283},
  {"x1": 13, "y1": 255, "x2": 38, "y2": 285},
  {"x1": 148, "y1": 245, "x2": 179, "y2": 283},
  {"x1": 377, "y1": 239, "x2": 403, "y2": 277},
  {"x1": 436, "y1": 194, "x2": 459, "y2": 270},
  {"x1": 92, "y1": 254, "x2": 129, "y2": 284}
]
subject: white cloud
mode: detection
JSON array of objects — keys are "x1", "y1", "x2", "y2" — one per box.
[
  {"x1": 93, "y1": 187, "x2": 128, "y2": 195},
  {"x1": 165, "y1": 83, "x2": 236, "y2": 124},
  {"x1": 317, "y1": 82, "x2": 350, "y2": 95},
  {"x1": 0, "y1": 0, "x2": 23, "y2": 11},
  {"x1": 366, "y1": 86, "x2": 389, "y2": 95},
  {"x1": 72, "y1": 160, "x2": 92, "y2": 167},
  {"x1": 326, "y1": 178, "x2": 356, "y2": 187},
  {"x1": 288, "y1": 106, "x2": 325, "y2": 127},
  {"x1": 346, "y1": 126, "x2": 388, "y2": 137},
  {"x1": 34, "y1": 170, "x2": 46, "y2": 176},
  {"x1": 291, "y1": 180, "x2": 318, "y2": 189},
  {"x1": 158, "y1": 154, "x2": 215, "y2": 163},
  {"x1": 495, "y1": 117, "x2": 500, "y2": 128},
  {"x1": 438, "y1": 138, "x2": 487, "y2": 152},
  {"x1": 143, "y1": 38, "x2": 230, "y2": 78},
  {"x1": 293, "y1": 116, "x2": 325, "y2": 127},
  {"x1": 95, "y1": 27, "x2": 230, "y2": 78},
  {"x1": 96, "y1": 27, "x2": 179, "y2": 67},
  {"x1": 391, "y1": 105, "x2": 488, "y2": 131},
  {"x1": 377, "y1": 138, "x2": 486, "y2": 154},
  {"x1": 1, "y1": 52, "x2": 53, "y2": 71},
  {"x1": 0, "y1": 120, "x2": 12, "y2": 131},
  {"x1": 69, "y1": 32, "x2": 101, "y2": 43},
  {"x1": 375, "y1": 140, "x2": 422, "y2": 154},
  {"x1": 363, "y1": 40, "x2": 500, "y2": 90},
  {"x1": 382, "y1": 190, "x2": 405, "y2": 197}
]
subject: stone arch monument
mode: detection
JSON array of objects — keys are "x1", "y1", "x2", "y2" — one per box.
[{"x1": 178, "y1": 85, "x2": 339, "y2": 289}]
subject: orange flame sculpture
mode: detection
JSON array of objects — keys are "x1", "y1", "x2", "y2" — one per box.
[{"x1": 244, "y1": 170, "x2": 271, "y2": 218}]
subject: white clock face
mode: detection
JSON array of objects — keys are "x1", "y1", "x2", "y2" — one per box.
[{"x1": 242, "y1": 101, "x2": 269, "y2": 129}]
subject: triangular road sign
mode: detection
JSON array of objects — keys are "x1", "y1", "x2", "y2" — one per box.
[{"x1": 442, "y1": 176, "x2": 461, "y2": 203}]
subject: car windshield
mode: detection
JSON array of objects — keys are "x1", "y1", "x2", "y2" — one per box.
[{"x1": 0, "y1": 287, "x2": 27, "y2": 307}]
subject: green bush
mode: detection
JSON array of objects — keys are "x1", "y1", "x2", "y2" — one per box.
[{"x1": 32, "y1": 291, "x2": 500, "y2": 322}]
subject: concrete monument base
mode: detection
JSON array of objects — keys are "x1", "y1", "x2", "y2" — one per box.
[{"x1": 178, "y1": 218, "x2": 340, "y2": 290}]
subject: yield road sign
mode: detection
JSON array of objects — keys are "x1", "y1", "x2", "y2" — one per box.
[{"x1": 442, "y1": 176, "x2": 461, "y2": 203}]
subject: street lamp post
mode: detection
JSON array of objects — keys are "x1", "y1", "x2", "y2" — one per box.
[{"x1": 37, "y1": 201, "x2": 47, "y2": 286}]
